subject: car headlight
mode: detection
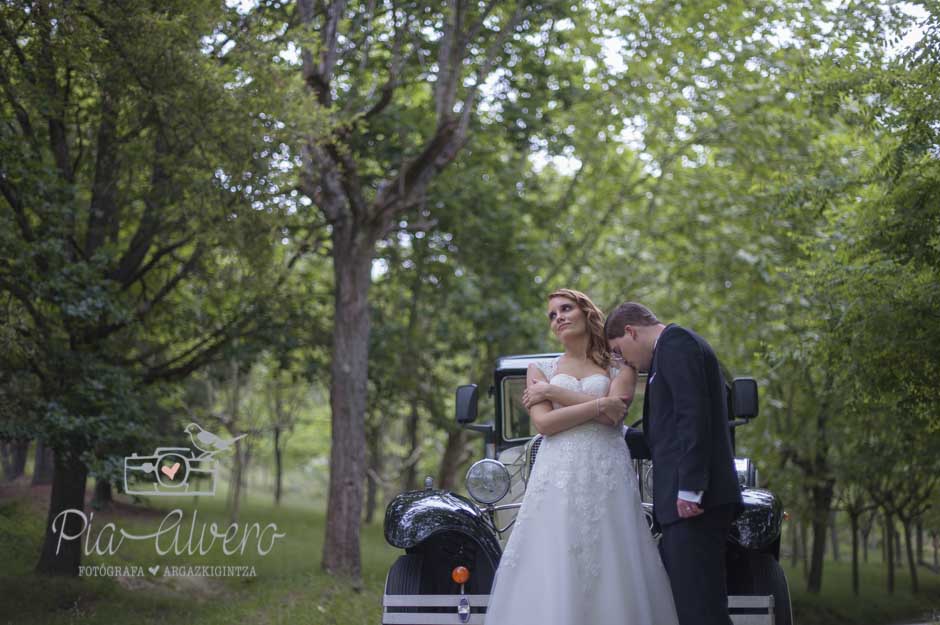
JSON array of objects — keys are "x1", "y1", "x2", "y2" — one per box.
[{"x1": 465, "y1": 459, "x2": 510, "y2": 504}]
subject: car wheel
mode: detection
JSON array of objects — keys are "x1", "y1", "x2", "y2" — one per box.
[
  {"x1": 729, "y1": 552, "x2": 793, "y2": 625},
  {"x1": 386, "y1": 553, "x2": 425, "y2": 594},
  {"x1": 384, "y1": 553, "x2": 426, "y2": 623}
]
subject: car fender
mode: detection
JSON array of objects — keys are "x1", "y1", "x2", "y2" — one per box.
[
  {"x1": 730, "y1": 488, "x2": 783, "y2": 552},
  {"x1": 384, "y1": 490, "x2": 502, "y2": 568}
]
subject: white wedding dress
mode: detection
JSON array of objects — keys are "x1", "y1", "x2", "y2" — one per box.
[{"x1": 484, "y1": 358, "x2": 679, "y2": 625}]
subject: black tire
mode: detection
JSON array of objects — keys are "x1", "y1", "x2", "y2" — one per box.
[
  {"x1": 385, "y1": 553, "x2": 424, "y2": 595},
  {"x1": 729, "y1": 553, "x2": 793, "y2": 625},
  {"x1": 384, "y1": 554, "x2": 425, "y2": 624}
]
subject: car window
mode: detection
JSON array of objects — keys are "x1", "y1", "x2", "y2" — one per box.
[{"x1": 502, "y1": 376, "x2": 531, "y2": 440}]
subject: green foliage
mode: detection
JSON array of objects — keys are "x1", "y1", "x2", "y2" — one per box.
[
  {"x1": 0, "y1": 0, "x2": 938, "y2": 598},
  {"x1": 0, "y1": 1, "x2": 299, "y2": 461}
]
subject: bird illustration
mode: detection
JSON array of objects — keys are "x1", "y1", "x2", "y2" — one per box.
[{"x1": 185, "y1": 423, "x2": 246, "y2": 457}]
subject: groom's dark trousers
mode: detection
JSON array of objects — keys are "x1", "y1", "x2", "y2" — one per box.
[
  {"x1": 642, "y1": 324, "x2": 742, "y2": 625},
  {"x1": 659, "y1": 505, "x2": 735, "y2": 625}
]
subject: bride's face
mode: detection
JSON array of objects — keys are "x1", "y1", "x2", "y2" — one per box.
[{"x1": 547, "y1": 296, "x2": 585, "y2": 341}]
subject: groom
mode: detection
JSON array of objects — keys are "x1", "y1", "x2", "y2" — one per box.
[{"x1": 605, "y1": 302, "x2": 742, "y2": 625}]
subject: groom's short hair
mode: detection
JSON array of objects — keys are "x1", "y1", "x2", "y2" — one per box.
[{"x1": 605, "y1": 302, "x2": 660, "y2": 338}]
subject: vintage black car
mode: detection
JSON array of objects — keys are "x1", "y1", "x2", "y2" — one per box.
[{"x1": 382, "y1": 353, "x2": 792, "y2": 625}]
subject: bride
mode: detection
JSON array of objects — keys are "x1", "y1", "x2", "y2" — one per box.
[{"x1": 484, "y1": 288, "x2": 679, "y2": 625}]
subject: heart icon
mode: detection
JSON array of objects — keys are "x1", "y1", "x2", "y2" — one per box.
[
  {"x1": 148, "y1": 565, "x2": 160, "y2": 575},
  {"x1": 161, "y1": 462, "x2": 181, "y2": 480}
]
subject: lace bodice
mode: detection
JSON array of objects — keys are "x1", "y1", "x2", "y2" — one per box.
[{"x1": 534, "y1": 357, "x2": 616, "y2": 403}]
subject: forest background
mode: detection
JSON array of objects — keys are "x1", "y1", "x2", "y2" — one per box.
[{"x1": 1, "y1": 1, "x2": 939, "y2": 624}]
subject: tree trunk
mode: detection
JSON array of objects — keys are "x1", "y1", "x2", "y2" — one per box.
[
  {"x1": 321, "y1": 242, "x2": 371, "y2": 584},
  {"x1": 91, "y1": 478, "x2": 112, "y2": 510},
  {"x1": 903, "y1": 519, "x2": 918, "y2": 593},
  {"x1": 1, "y1": 442, "x2": 10, "y2": 479},
  {"x1": 14, "y1": 441, "x2": 25, "y2": 477},
  {"x1": 2, "y1": 440, "x2": 29, "y2": 481},
  {"x1": 800, "y1": 520, "x2": 809, "y2": 578},
  {"x1": 364, "y1": 420, "x2": 384, "y2": 525},
  {"x1": 850, "y1": 511, "x2": 860, "y2": 595},
  {"x1": 273, "y1": 425, "x2": 283, "y2": 506},
  {"x1": 229, "y1": 439, "x2": 244, "y2": 522},
  {"x1": 32, "y1": 440, "x2": 55, "y2": 485},
  {"x1": 402, "y1": 400, "x2": 421, "y2": 492},
  {"x1": 861, "y1": 510, "x2": 875, "y2": 564},
  {"x1": 437, "y1": 429, "x2": 468, "y2": 491},
  {"x1": 885, "y1": 512, "x2": 895, "y2": 594},
  {"x1": 36, "y1": 451, "x2": 88, "y2": 576},
  {"x1": 916, "y1": 520, "x2": 923, "y2": 564},
  {"x1": 895, "y1": 524, "x2": 903, "y2": 568},
  {"x1": 789, "y1": 513, "x2": 799, "y2": 569},
  {"x1": 932, "y1": 531, "x2": 938, "y2": 567},
  {"x1": 830, "y1": 508, "x2": 840, "y2": 561},
  {"x1": 226, "y1": 358, "x2": 246, "y2": 523},
  {"x1": 242, "y1": 442, "x2": 253, "y2": 498},
  {"x1": 806, "y1": 482, "x2": 834, "y2": 593}
]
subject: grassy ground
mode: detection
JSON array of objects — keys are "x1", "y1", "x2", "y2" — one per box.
[
  {"x1": 783, "y1": 559, "x2": 940, "y2": 625},
  {"x1": 2, "y1": 482, "x2": 939, "y2": 625},
  {"x1": 0, "y1": 482, "x2": 397, "y2": 625}
]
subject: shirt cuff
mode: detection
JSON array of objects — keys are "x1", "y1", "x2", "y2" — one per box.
[{"x1": 678, "y1": 490, "x2": 703, "y2": 504}]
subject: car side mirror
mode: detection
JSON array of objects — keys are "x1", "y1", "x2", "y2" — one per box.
[
  {"x1": 731, "y1": 378, "x2": 759, "y2": 420},
  {"x1": 456, "y1": 384, "x2": 479, "y2": 424}
]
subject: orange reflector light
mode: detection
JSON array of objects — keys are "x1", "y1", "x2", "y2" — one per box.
[{"x1": 452, "y1": 566, "x2": 470, "y2": 584}]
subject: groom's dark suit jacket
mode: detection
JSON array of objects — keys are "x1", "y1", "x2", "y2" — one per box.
[{"x1": 642, "y1": 324, "x2": 742, "y2": 527}]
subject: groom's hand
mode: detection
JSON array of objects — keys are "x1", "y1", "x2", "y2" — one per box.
[{"x1": 676, "y1": 499, "x2": 704, "y2": 519}]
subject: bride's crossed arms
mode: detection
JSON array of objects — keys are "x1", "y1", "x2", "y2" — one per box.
[{"x1": 522, "y1": 361, "x2": 637, "y2": 436}]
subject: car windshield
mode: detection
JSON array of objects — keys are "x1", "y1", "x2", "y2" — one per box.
[{"x1": 501, "y1": 374, "x2": 648, "y2": 441}]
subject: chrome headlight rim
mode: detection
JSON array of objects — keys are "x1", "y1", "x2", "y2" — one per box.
[{"x1": 465, "y1": 459, "x2": 511, "y2": 505}]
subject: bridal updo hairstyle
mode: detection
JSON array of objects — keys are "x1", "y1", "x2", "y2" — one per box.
[{"x1": 548, "y1": 288, "x2": 611, "y2": 370}]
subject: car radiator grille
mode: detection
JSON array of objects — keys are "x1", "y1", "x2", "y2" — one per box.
[{"x1": 527, "y1": 435, "x2": 543, "y2": 477}]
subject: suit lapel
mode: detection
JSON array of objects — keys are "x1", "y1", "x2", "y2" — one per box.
[
  {"x1": 642, "y1": 357, "x2": 655, "y2": 436},
  {"x1": 642, "y1": 332, "x2": 663, "y2": 436}
]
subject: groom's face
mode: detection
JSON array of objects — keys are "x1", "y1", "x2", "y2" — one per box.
[{"x1": 609, "y1": 327, "x2": 651, "y2": 372}]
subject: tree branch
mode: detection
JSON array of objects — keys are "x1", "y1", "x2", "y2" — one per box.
[
  {"x1": 110, "y1": 128, "x2": 171, "y2": 286},
  {"x1": 0, "y1": 62, "x2": 38, "y2": 150},
  {"x1": 142, "y1": 305, "x2": 262, "y2": 385},
  {"x1": 0, "y1": 278, "x2": 48, "y2": 338},
  {"x1": 299, "y1": 0, "x2": 346, "y2": 106},
  {"x1": 361, "y1": 6, "x2": 413, "y2": 120},
  {"x1": 137, "y1": 244, "x2": 205, "y2": 318},
  {"x1": 36, "y1": 3, "x2": 74, "y2": 187},
  {"x1": 85, "y1": 83, "x2": 120, "y2": 256},
  {"x1": 434, "y1": 0, "x2": 463, "y2": 121},
  {"x1": 0, "y1": 171, "x2": 34, "y2": 243},
  {"x1": 0, "y1": 13, "x2": 37, "y2": 84},
  {"x1": 121, "y1": 235, "x2": 195, "y2": 292},
  {"x1": 301, "y1": 139, "x2": 350, "y2": 226}
]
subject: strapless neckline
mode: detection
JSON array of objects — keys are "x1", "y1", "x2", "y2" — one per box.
[{"x1": 550, "y1": 372, "x2": 609, "y2": 384}]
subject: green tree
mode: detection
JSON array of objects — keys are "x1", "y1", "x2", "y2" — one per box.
[
  {"x1": 0, "y1": 0, "x2": 293, "y2": 575},
  {"x1": 289, "y1": 0, "x2": 592, "y2": 582}
]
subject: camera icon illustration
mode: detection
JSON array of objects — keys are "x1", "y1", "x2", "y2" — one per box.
[{"x1": 122, "y1": 423, "x2": 245, "y2": 497}]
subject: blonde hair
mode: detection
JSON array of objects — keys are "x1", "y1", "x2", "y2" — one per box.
[{"x1": 548, "y1": 288, "x2": 611, "y2": 370}]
